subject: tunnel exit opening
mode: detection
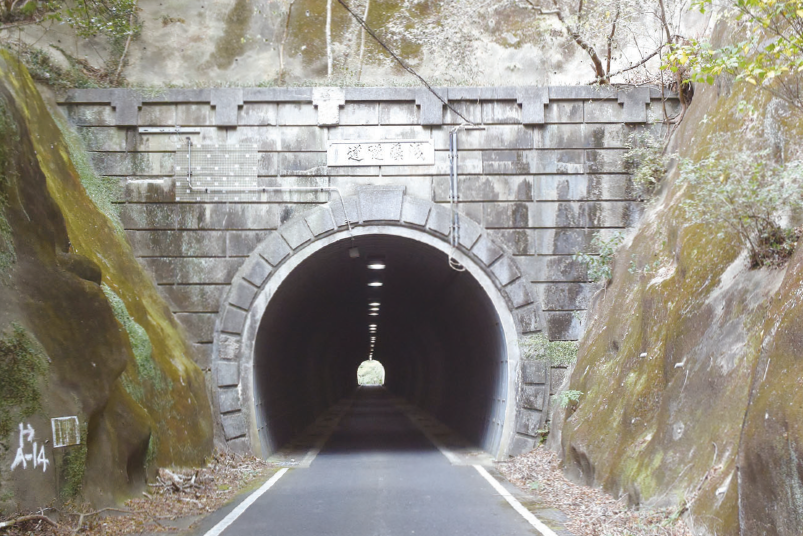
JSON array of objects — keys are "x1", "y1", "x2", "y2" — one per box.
[
  {"x1": 248, "y1": 228, "x2": 517, "y2": 459},
  {"x1": 357, "y1": 360, "x2": 385, "y2": 386}
]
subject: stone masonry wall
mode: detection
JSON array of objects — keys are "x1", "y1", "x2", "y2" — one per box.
[{"x1": 59, "y1": 86, "x2": 677, "y2": 453}]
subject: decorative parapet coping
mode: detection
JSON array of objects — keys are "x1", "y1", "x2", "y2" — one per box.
[{"x1": 61, "y1": 86, "x2": 671, "y2": 128}]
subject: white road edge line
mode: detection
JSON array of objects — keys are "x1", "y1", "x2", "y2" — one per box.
[
  {"x1": 473, "y1": 465, "x2": 560, "y2": 536},
  {"x1": 203, "y1": 467, "x2": 289, "y2": 536}
]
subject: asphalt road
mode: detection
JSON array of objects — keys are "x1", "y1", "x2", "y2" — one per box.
[{"x1": 210, "y1": 386, "x2": 542, "y2": 536}]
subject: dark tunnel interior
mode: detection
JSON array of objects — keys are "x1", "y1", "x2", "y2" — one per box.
[{"x1": 253, "y1": 234, "x2": 509, "y2": 456}]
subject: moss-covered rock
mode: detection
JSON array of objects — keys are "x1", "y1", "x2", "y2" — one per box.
[
  {"x1": 557, "y1": 51, "x2": 803, "y2": 536},
  {"x1": 0, "y1": 52, "x2": 212, "y2": 510}
]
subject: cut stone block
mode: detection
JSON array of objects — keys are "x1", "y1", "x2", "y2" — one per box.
[
  {"x1": 279, "y1": 218, "x2": 314, "y2": 249},
  {"x1": 217, "y1": 362, "x2": 240, "y2": 387},
  {"x1": 427, "y1": 204, "x2": 451, "y2": 237},
  {"x1": 312, "y1": 87, "x2": 346, "y2": 126},
  {"x1": 358, "y1": 186, "x2": 404, "y2": 222},
  {"x1": 221, "y1": 412, "x2": 247, "y2": 440},
  {"x1": 222, "y1": 306, "x2": 247, "y2": 335},
  {"x1": 229, "y1": 281, "x2": 258, "y2": 310},
  {"x1": 490, "y1": 256, "x2": 522, "y2": 286},
  {"x1": 218, "y1": 388, "x2": 241, "y2": 413},
  {"x1": 242, "y1": 259, "x2": 270, "y2": 287},
  {"x1": 175, "y1": 312, "x2": 216, "y2": 343},
  {"x1": 160, "y1": 285, "x2": 227, "y2": 313},
  {"x1": 305, "y1": 207, "x2": 336, "y2": 236},
  {"x1": 228, "y1": 231, "x2": 272, "y2": 257},
  {"x1": 522, "y1": 385, "x2": 546, "y2": 411},
  {"x1": 401, "y1": 196, "x2": 431, "y2": 227},
  {"x1": 521, "y1": 361, "x2": 548, "y2": 384},
  {"x1": 471, "y1": 235, "x2": 504, "y2": 266}
]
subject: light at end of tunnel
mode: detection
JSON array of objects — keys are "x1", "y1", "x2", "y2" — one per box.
[{"x1": 367, "y1": 281, "x2": 383, "y2": 287}]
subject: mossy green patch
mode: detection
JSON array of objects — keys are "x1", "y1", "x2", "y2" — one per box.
[
  {"x1": 60, "y1": 422, "x2": 88, "y2": 500},
  {"x1": 520, "y1": 333, "x2": 579, "y2": 367},
  {"x1": 0, "y1": 94, "x2": 18, "y2": 275},
  {"x1": 0, "y1": 324, "x2": 47, "y2": 446},
  {"x1": 55, "y1": 118, "x2": 123, "y2": 234}
]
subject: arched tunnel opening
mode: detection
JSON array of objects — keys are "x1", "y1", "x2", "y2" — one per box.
[{"x1": 252, "y1": 233, "x2": 510, "y2": 457}]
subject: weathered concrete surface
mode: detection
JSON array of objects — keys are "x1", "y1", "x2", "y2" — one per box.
[
  {"x1": 556, "y1": 74, "x2": 803, "y2": 535},
  {"x1": 0, "y1": 54, "x2": 212, "y2": 510},
  {"x1": 59, "y1": 85, "x2": 677, "y2": 456}
]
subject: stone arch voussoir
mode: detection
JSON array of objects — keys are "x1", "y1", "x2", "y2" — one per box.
[{"x1": 210, "y1": 189, "x2": 544, "y2": 456}]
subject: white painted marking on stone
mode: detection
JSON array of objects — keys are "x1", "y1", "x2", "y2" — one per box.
[
  {"x1": 203, "y1": 467, "x2": 288, "y2": 536},
  {"x1": 473, "y1": 465, "x2": 559, "y2": 536}
]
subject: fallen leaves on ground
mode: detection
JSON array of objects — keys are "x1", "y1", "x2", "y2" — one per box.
[
  {"x1": 0, "y1": 450, "x2": 277, "y2": 535},
  {"x1": 497, "y1": 446, "x2": 692, "y2": 536}
]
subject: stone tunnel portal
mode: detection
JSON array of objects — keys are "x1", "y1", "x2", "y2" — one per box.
[{"x1": 252, "y1": 233, "x2": 512, "y2": 457}]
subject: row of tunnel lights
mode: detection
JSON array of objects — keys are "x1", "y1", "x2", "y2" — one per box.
[{"x1": 366, "y1": 256, "x2": 385, "y2": 361}]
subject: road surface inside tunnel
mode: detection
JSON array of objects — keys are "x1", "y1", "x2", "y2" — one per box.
[{"x1": 208, "y1": 386, "x2": 542, "y2": 536}]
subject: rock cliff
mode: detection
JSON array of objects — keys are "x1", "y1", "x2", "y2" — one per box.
[
  {"x1": 0, "y1": 52, "x2": 213, "y2": 510},
  {"x1": 557, "y1": 67, "x2": 803, "y2": 536}
]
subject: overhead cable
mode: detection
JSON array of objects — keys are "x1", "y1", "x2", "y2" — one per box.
[{"x1": 335, "y1": 0, "x2": 472, "y2": 124}]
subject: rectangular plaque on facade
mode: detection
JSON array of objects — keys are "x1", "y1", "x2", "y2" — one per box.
[
  {"x1": 51, "y1": 416, "x2": 81, "y2": 448},
  {"x1": 328, "y1": 139, "x2": 435, "y2": 167}
]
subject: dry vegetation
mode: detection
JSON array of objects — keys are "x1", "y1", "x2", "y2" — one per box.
[
  {"x1": 497, "y1": 446, "x2": 691, "y2": 536},
  {"x1": 0, "y1": 451, "x2": 278, "y2": 536}
]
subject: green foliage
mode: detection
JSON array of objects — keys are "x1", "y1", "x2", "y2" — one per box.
[
  {"x1": 552, "y1": 389, "x2": 583, "y2": 409},
  {"x1": 624, "y1": 132, "x2": 669, "y2": 196},
  {"x1": 519, "y1": 333, "x2": 579, "y2": 367},
  {"x1": 357, "y1": 360, "x2": 385, "y2": 386},
  {"x1": 0, "y1": 324, "x2": 48, "y2": 446},
  {"x1": 0, "y1": 95, "x2": 18, "y2": 275},
  {"x1": 16, "y1": 44, "x2": 105, "y2": 89},
  {"x1": 47, "y1": 0, "x2": 138, "y2": 42},
  {"x1": 664, "y1": 1, "x2": 803, "y2": 108},
  {"x1": 60, "y1": 422, "x2": 88, "y2": 499},
  {"x1": 573, "y1": 231, "x2": 625, "y2": 283},
  {"x1": 678, "y1": 137, "x2": 803, "y2": 267}
]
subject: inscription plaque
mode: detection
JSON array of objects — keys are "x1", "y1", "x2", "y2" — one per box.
[{"x1": 328, "y1": 139, "x2": 435, "y2": 167}]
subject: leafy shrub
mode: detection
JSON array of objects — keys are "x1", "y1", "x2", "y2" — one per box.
[
  {"x1": 624, "y1": 132, "x2": 669, "y2": 197},
  {"x1": 679, "y1": 139, "x2": 803, "y2": 267},
  {"x1": 573, "y1": 231, "x2": 625, "y2": 283},
  {"x1": 665, "y1": 1, "x2": 803, "y2": 110},
  {"x1": 519, "y1": 333, "x2": 579, "y2": 367}
]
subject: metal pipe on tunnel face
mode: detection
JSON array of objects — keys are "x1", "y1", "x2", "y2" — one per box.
[{"x1": 231, "y1": 225, "x2": 522, "y2": 460}]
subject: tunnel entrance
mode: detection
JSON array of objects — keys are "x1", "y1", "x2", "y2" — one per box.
[
  {"x1": 357, "y1": 360, "x2": 385, "y2": 386},
  {"x1": 251, "y1": 232, "x2": 511, "y2": 457}
]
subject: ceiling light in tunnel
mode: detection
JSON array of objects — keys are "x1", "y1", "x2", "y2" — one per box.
[
  {"x1": 369, "y1": 324, "x2": 377, "y2": 328},
  {"x1": 369, "y1": 313, "x2": 378, "y2": 316},
  {"x1": 367, "y1": 280, "x2": 383, "y2": 287},
  {"x1": 367, "y1": 256, "x2": 386, "y2": 270}
]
